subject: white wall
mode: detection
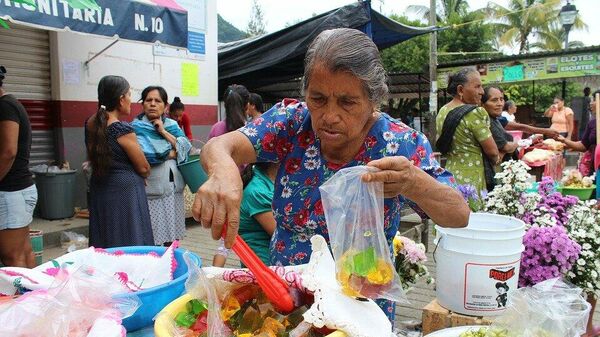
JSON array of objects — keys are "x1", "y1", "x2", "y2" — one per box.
[
  {"x1": 51, "y1": 1, "x2": 218, "y2": 105},
  {"x1": 48, "y1": 0, "x2": 218, "y2": 208}
]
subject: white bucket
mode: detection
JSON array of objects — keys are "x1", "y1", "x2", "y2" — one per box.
[{"x1": 434, "y1": 212, "x2": 525, "y2": 317}]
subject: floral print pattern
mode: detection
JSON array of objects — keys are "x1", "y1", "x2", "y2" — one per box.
[{"x1": 239, "y1": 100, "x2": 456, "y2": 321}]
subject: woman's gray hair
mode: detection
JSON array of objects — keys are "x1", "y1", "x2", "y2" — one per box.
[
  {"x1": 447, "y1": 67, "x2": 479, "y2": 96},
  {"x1": 301, "y1": 28, "x2": 388, "y2": 105}
]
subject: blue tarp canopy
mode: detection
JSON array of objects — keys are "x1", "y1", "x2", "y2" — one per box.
[
  {"x1": 218, "y1": 1, "x2": 435, "y2": 94},
  {"x1": 0, "y1": 0, "x2": 188, "y2": 47}
]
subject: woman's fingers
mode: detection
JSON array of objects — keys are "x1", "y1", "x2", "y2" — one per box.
[
  {"x1": 363, "y1": 157, "x2": 413, "y2": 183},
  {"x1": 362, "y1": 157, "x2": 416, "y2": 198},
  {"x1": 200, "y1": 198, "x2": 214, "y2": 229},
  {"x1": 223, "y1": 202, "x2": 241, "y2": 249}
]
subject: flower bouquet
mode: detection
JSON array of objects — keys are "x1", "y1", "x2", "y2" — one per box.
[
  {"x1": 564, "y1": 200, "x2": 600, "y2": 295},
  {"x1": 519, "y1": 225, "x2": 580, "y2": 287},
  {"x1": 392, "y1": 234, "x2": 433, "y2": 291}
]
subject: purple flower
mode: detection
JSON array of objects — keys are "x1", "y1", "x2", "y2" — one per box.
[
  {"x1": 519, "y1": 225, "x2": 581, "y2": 287},
  {"x1": 457, "y1": 184, "x2": 479, "y2": 201}
]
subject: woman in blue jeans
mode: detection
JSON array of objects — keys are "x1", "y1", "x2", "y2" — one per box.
[{"x1": 0, "y1": 65, "x2": 37, "y2": 268}]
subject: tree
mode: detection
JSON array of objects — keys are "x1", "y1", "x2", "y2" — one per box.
[
  {"x1": 406, "y1": 0, "x2": 470, "y2": 22},
  {"x1": 380, "y1": 11, "x2": 496, "y2": 72},
  {"x1": 403, "y1": 1, "x2": 496, "y2": 64},
  {"x1": 486, "y1": 0, "x2": 586, "y2": 53},
  {"x1": 379, "y1": 15, "x2": 430, "y2": 73},
  {"x1": 531, "y1": 21, "x2": 585, "y2": 52},
  {"x1": 218, "y1": 14, "x2": 248, "y2": 42},
  {"x1": 246, "y1": 0, "x2": 267, "y2": 37}
]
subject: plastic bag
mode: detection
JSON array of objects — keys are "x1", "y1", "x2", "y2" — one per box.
[
  {"x1": 319, "y1": 166, "x2": 406, "y2": 302},
  {"x1": 0, "y1": 266, "x2": 139, "y2": 337},
  {"x1": 61, "y1": 231, "x2": 89, "y2": 253},
  {"x1": 489, "y1": 278, "x2": 590, "y2": 337}
]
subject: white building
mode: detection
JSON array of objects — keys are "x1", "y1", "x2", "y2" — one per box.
[{"x1": 0, "y1": 0, "x2": 218, "y2": 208}]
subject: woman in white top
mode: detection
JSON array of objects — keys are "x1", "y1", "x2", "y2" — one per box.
[{"x1": 501, "y1": 100, "x2": 516, "y2": 122}]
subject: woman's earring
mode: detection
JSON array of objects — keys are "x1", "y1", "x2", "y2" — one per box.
[{"x1": 460, "y1": 94, "x2": 463, "y2": 101}]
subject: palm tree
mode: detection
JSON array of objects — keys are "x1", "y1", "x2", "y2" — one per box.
[
  {"x1": 406, "y1": 0, "x2": 470, "y2": 23},
  {"x1": 531, "y1": 21, "x2": 585, "y2": 51},
  {"x1": 486, "y1": 0, "x2": 586, "y2": 53}
]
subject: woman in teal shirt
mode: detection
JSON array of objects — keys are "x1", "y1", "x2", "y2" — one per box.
[{"x1": 238, "y1": 162, "x2": 278, "y2": 265}]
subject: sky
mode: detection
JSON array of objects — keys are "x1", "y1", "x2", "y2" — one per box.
[{"x1": 217, "y1": 0, "x2": 598, "y2": 55}]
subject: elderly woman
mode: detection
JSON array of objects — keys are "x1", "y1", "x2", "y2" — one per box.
[
  {"x1": 436, "y1": 68, "x2": 499, "y2": 192},
  {"x1": 193, "y1": 28, "x2": 469, "y2": 320},
  {"x1": 132, "y1": 86, "x2": 190, "y2": 246},
  {"x1": 501, "y1": 100, "x2": 516, "y2": 122}
]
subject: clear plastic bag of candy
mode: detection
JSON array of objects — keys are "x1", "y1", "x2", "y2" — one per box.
[{"x1": 319, "y1": 166, "x2": 406, "y2": 302}]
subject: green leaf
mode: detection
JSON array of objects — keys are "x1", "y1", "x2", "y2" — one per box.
[
  {"x1": 52, "y1": 260, "x2": 60, "y2": 268},
  {"x1": 0, "y1": 19, "x2": 9, "y2": 30},
  {"x1": 13, "y1": 0, "x2": 36, "y2": 7},
  {"x1": 66, "y1": 0, "x2": 101, "y2": 11}
]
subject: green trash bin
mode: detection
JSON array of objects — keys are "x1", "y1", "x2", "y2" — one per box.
[
  {"x1": 177, "y1": 158, "x2": 208, "y2": 193},
  {"x1": 34, "y1": 169, "x2": 77, "y2": 220}
]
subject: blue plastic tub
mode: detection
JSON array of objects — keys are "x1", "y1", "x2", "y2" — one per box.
[{"x1": 106, "y1": 246, "x2": 201, "y2": 332}]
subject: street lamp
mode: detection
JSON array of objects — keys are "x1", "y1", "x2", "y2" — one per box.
[{"x1": 559, "y1": 1, "x2": 578, "y2": 49}]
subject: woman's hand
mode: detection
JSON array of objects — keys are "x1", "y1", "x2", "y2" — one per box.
[
  {"x1": 192, "y1": 164, "x2": 243, "y2": 248},
  {"x1": 362, "y1": 156, "x2": 416, "y2": 198},
  {"x1": 150, "y1": 118, "x2": 165, "y2": 133}
]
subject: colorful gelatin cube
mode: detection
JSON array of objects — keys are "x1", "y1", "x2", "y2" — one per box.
[
  {"x1": 187, "y1": 299, "x2": 208, "y2": 315},
  {"x1": 175, "y1": 311, "x2": 197, "y2": 328}
]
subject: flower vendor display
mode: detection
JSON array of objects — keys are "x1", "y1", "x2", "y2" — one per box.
[
  {"x1": 462, "y1": 160, "x2": 600, "y2": 336},
  {"x1": 392, "y1": 233, "x2": 433, "y2": 291},
  {"x1": 519, "y1": 225, "x2": 580, "y2": 288}
]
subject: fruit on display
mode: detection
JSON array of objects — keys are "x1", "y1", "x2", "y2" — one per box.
[{"x1": 561, "y1": 169, "x2": 595, "y2": 188}]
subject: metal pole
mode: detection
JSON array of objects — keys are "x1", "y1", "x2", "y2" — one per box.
[
  {"x1": 564, "y1": 27, "x2": 570, "y2": 49},
  {"x1": 418, "y1": 74, "x2": 422, "y2": 132},
  {"x1": 428, "y1": 0, "x2": 437, "y2": 143}
]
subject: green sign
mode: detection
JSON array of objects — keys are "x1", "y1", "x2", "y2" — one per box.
[{"x1": 437, "y1": 51, "x2": 600, "y2": 89}]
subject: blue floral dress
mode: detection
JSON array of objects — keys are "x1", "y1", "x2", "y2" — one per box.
[{"x1": 239, "y1": 99, "x2": 456, "y2": 321}]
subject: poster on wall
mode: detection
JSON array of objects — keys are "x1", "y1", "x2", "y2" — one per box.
[
  {"x1": 152, "y1": 0, "x2": 206, "y2": 59},
  {"x1": 437, "y1": 51, "x2": 600, "y2": 89}
]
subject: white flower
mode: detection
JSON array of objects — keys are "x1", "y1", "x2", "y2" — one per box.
[
  {"x1": 243, "y1": 127, "x2": 258, "y2": 137},
  {"x1": 577, "y1": 258, "x2": 586, "y2": 266},
  {"x1": 386, "y1": 142, "x2": 399, "y2": 154},
  {"x1": 280, "y1": 175, "x2": 289, "y2": 185},
  {"x1": 281, "y1": 187, "x2": 292, "y2": 198},
  {"x1": 383, "y1": 131, "x2": 394, "y2": 141},
  {"x1": 306, "y1": 220, "x2": 318, "y2": 230},
  {"x1": 305, "y1": 145, "x2": 318, "y2": 158},
  {"x1": 304, "y1": 158, "x2": 320, "y2": 170},
  {"x1": 298, "y1": 233, "x2": 310, "y2": 242}
]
